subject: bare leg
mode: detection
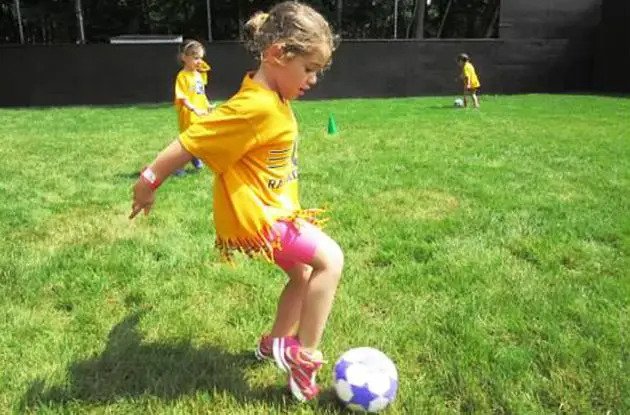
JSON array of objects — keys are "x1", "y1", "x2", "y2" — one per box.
[
  {"x1": 472, "y1": 91, "x2": 480, "y2": 108},
  {"x1": 270, "y1": 264, "x2": 312, "y2": 337},
  {"x1": 297, "y1": 232, "x2": 344, "y2": 351}
]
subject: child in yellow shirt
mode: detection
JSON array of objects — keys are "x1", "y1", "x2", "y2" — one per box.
[
  {"x1": 130, "y1": 2, "x2": 340, "y2": 402},
  {"x1": 457, "y1": 53, "x2": 481, "y2": 108},
  {"x1": 174, "y1": 40, "x2": 212, "y2": 173}
]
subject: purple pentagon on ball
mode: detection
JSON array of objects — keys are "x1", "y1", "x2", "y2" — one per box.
[
  {"x1": 349, "y1": 383, "x2": 379, "y2": 407},
  {"x1": 335, "y1": 358, "x2": 351, "y2": 382},
  {"x1": 385, "y1": 376, "x2": 398, "y2": 400}
]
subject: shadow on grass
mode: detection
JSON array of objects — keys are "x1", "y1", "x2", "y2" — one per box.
[
  {"x1": 20, "y1": 311, "x2": 341, "y2": 412},
  {"x1": 426, "y1": 104, "x2": 458, "y2": 110}
]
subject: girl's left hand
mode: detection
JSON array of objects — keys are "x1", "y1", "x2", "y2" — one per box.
[{"x1": 129, "y1": 180, "x2": 156, "y2": 219}]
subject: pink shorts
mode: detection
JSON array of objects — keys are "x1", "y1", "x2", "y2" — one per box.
[{"x1": 268, "y1": 220, "x2": 323, "y2": 272}]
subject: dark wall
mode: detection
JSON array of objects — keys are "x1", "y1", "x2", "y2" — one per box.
[
  {"x1": 0, "y1": 43, "x2": 254, "y2": 107},
  {"x1": 593, "y1": 0, "x2": 630, "y2": 93},
  {"x1": 500, "y1": 0, "x2": 601, "y2": 39},
  {"x1": 497, "y1": 0, "x2": 602, "y2": 93},
  {"x1": 0, "y1": 38, "x2": 597, "y2": 107},
  {"x1": 313, "y1": 39, "x2": 594, "y2": 99}
]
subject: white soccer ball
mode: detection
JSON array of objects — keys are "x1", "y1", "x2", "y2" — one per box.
[
  {"x1": 454, "y1": 98, "x2": 465, "y2": 108},
  {"x1": 333, "y1": 347, "x2": 398, "y2": 413}
]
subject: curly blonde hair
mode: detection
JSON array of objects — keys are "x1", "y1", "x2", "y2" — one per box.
[
  {"x1": 180, "y1": 39, "x2": 205, "y2": 57},
  {"x1": 243, "y1": 2, "x2": 338, "y2": 63}
]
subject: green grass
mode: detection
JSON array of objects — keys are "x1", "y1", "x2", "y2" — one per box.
[{"x1": 1, "y1": 95, "x2": 629, "y2": 414}]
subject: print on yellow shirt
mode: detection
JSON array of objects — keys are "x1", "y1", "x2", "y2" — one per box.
[{"x1": 179, "y1": 74, "x2": 324, "y2": 262}]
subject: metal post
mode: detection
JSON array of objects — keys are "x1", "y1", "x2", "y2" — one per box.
[
  {"x1": 206, "y1": 0, "x2": 213, "y2": 41},
  {"x1": 337, "y1": 0, "x2": 343, "y2": 31},
  {"x1": 75, "y1": 0, "x2": 86, "y2": 44},
  {"x1": 394, "y1": 0, "x2": 398, "y2": 39},
  {"x1": 14, "y1": 0, "x2": 24, "y2": 44}
]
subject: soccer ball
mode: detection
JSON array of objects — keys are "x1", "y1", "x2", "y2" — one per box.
[
  {"x1": 454, "y1": 98, "x2": 465, "y2": 108},
  {"x1": 333, "y1": 347, "x2": 398, "y2": 412}
]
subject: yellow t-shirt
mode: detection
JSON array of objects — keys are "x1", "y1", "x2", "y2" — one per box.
[
  {"x1": 463, "y1": 62, "x2": 481, "y2": 89},
  {"x1": 179, "y1": 74, "x2": 321, "y2": 261},
  {"x1": 174, "y1": 63, "x2": 211, "y2": 132}
]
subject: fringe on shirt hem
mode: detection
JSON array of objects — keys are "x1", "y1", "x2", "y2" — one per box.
[{"x1": 215, "y1": 208, "x2": 327, "y2": 264}]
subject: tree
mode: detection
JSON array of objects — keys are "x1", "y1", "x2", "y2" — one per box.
[
  {"x1": 0, "y1": 0, "x2": 500, "y2": 44},
  {"x1": 425, "y1": 0, "x2": 500, "y2": 39},
  {"x1": 407, "y1": 0, "x2": 425, "y2": 38},
  {"x1": 436, "y1": 0, "x2": 452, "y2": 38}
]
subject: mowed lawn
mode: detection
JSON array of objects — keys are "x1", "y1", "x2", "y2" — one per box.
[{"x1": 0, "y1": 95, "x2": 629, "y2": 414}]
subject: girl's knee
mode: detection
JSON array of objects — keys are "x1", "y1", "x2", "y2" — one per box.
[
  {"x1": 310, "y1": 230, "x2": 344, "y2": 276},
  {"x1": 322, "y1": 240, "x2": 344, "y2": 276},
  {"x1": 287, "y1": 263, "x2": 312, "y2": 284}
]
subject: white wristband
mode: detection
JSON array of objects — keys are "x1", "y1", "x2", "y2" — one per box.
[{"x1": 140, "y1": 167, "x2": 161, "y2": 189}]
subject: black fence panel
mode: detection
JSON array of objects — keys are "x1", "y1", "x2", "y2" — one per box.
[
  {"x1": 593, "y1": 0, "x2": 630, "y2": 93},
  {"x1": 0, "y1": 37, "x2": 597, "y2": 107},
  {"x1": 500, "y1": 0, "x2": 601, "y2": 39},
  {"x1": 0, "y1": 43, "x2": 253, "y2": 107},
  {"x1": 311, "y1": 38, "x2": 595, "y2": 99}
]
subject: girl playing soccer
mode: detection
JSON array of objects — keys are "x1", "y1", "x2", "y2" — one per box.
[
  {"x1": 174, "y1": 39, "x2": 213, "y2": 172},
  {"x1": 130, "y1": 2, "x2": 342, "y2": 402},
  {"x1": 457, "y1": 53, "x2": 481, "y2": 108}
]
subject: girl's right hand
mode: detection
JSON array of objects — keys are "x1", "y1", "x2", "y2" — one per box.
[
  {"x1": 129, "y1": 180, "x2": 156, "y2": 219},
  {"x1": 194, "y1": 108, "x2": 208, "y2": 117}
]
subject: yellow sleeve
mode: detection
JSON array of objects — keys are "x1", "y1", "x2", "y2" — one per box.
[
  {"x1": 175, "y1": 72, "x2": 189, "y2": 102},
  {"x1": 199, "y1": 61, "x2": 211, "y2": 85},
  {"x1": 179, "y1": 97, "x2": 262, "y2": 174},
  {"x1": 199, "y1": 60, "x2": 211, "y2": 72}
]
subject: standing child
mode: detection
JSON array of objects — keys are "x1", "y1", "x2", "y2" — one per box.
[
  {"x1": 130, "y1": 2, "x2": 342, "y2": 402},
  {"x1": 174, "y1": 39, "x2": 212, "y2": 173},
  {"x1": 457, "y1": 53, "x2": 481, "y2": 108}
]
